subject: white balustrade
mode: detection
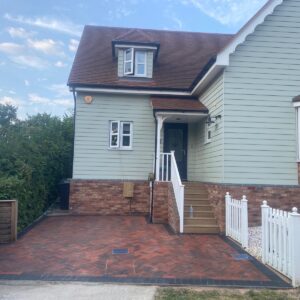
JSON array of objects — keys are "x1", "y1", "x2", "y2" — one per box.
[
  {"x1": 225, "y1": 192, "x2": 248, "y2": 248},
  {"x1": 158, "y1": 153, "x2": 171, "y2": 181},
  {"x1": 170, "y1": 151, "x2": 184, "y2": 233},
  {"x1": 261, "y1": 201, "x2": 300, "y2": 287}
]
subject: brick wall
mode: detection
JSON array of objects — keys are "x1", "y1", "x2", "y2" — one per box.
[
  {"x1": 200, "y1": 183, "x2": 300, "y2": 233},
  {"x1": 152, "y1": 182, "x2": 168, "y2": 223},
  {"x1": 69, "y1": 180, "x2": 150, "y2": 215},
  {"x1": 167, "y1": 183, "x2": 180, "y2": 233}
]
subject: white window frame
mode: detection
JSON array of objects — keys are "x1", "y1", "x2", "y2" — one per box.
[
  {"x1": 109, "y1": 121, "x2": 120, "y2": 148},
  {"x1": 109, "y1": 121, "x2": 133, "y2": 150},
  {"x1": 124, "y1": 48, "x2": 134, "y2": 75},
  {"x1": 134, "y1": 50, "x2": 147, "y2": 77},
  {"x1": 204, "y1": 122, "x2": 212, "y2": 144}
]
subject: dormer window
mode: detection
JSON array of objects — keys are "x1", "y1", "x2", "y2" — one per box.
[
  {"x1": 124, "y1": 48, "x2": 134, "y2": 75},
  {"x1": 123, "y1": 48, "x2": 147, "y2": 77}
]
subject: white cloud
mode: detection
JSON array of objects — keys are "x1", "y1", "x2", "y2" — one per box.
[
  {"x1": 28, "y1": 93, "x2": 50, "y2": 104},
  {"x1": 180, "y1": 0, "x2": 267, "y2": 26},
  {"x1": 24, "y1": 80, "x2": 30, "y2": 86},
  {"x1": 49, "y1": 84, "x2": 69, "y2": 97},
  {"x1": 0, "y1": 42, "x2": 24, "y2": 55},
  {"x1": 9, "y1": 90, "x2": 16, "y2": 95},
  {"x1": 0, "y1": 96, "x2": 20, "y2": 106},
  {"x1": 27, "y1": 38, "x2": 64, "y2": 56},
  {"x1": 9, "y1": 55, "x2": 48, "y2": 69},
  {"x1": 7, "y1": 27, "x2": 34, "y2": 39},
  {"x1": 54, "y1": 61, "x2": 67, "y2": 68},
  {"x1": 4, "y1": 14, "x2": 83, "y2": 37},
  {"x1": 69, "y1": 39, "x2": 79, "y2": 52},
  {"x1": 53, "y1": 98, "x2": 73, "y2": 107},
  {"x1": 171, "y1": 15, "x2": 183, "y2": 30}
]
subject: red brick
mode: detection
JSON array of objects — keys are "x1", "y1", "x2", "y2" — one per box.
[{"x1": 69, "y1": 180, "x2": 150, "y2": 215}]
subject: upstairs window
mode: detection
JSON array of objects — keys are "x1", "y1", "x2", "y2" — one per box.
[
  {"x1": 109, "y1": 121, "x2": 133, "y2": 149},
  {"x1": 123, "y1": 48, "x2": 146, "y2": 77},
  {"x1": 124, "y1": 48, "x2": 134, "y2": 75},
  {"x1": 135, "y1": 51, "x2": 146, "y2": 76}
]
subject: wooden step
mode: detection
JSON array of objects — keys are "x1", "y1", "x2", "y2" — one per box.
[
  {"x1": 185, "y1": 217, "x2": 217, "y2": 226},
  {"x1": 185, "y1": 189, "x2": 208, "y2": 195},
  {"x1": 184, "y1": 211, "x2": 214, "y2": 218},
  {"x1": 184, "y1": 225, "x2": 220, "y2": 234},
  {"x1": 184, "y1": 204, "x2": 212, "y2": 211},
  {"x1": 185, "y1": 195, "x2": 209, "y2": 201},
  {"x1": 185, "y1": 201, "x2": 210, "y2": 207}
]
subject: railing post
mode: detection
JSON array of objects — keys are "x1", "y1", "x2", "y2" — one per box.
[
  {"x1": 225, "y1": 192, "x2": 231, "y2": 237},
  {"x1": 289, "y1": 207, "x2": 300, "y2": 287},
  {"x1": 241, "y1": 195, "x2": 248, "y2": 249},
  {"x1": 155, "y1": 116, "x2": 164, "y2": 181},
  {"x1": 261, "y1": 200, "x2": 269, "y2": 264}
]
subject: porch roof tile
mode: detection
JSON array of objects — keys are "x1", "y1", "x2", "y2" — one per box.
[
  {"x1": 293, "y1": 95, "x2": 300, "y2": 102},
  {"x1": 151, "y1": 96, "x2": 208, "y2": 112}
]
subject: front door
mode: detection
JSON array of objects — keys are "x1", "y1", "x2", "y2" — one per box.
[{"x1": 163, "y1": 123, "x2": 188, "y2": 181}]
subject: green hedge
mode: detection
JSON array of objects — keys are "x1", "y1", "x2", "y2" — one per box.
[{"x1": 0, "y1": 104, "x2": 73, "y2": 231}]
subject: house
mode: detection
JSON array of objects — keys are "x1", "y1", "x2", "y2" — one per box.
[{"x1": 68, "y1": 0, "x2": 300, "y2": 234}]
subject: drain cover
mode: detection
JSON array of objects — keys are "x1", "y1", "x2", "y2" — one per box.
[
  {"x1": 112, "y1": 248, "x2": 129, "y2": 254},
  {"x1": 233, "y1": 253, "x2": 251, "y2": 261}
]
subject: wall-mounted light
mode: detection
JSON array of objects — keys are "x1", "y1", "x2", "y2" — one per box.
[{"x1": 205, "y1": 114, "x2": 222, "y2": 125}]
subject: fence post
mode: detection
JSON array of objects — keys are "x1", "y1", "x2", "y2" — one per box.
[
  {"x1": 225, "y1": 192, "x2": 231, "y2": 237},
  {"x1": 261, "y1": 200, "x2": 269, "y2": 264},
  {"x1": 241, "y1": 195, "x2": 248, "y2": 249},
  {"x1": 289, "y1": 207, "x2": 300, "y2": 287}
]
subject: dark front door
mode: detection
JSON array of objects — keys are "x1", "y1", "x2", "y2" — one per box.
[{"x1": 164, "y1": 123, "x2": 188, "y2": 181}]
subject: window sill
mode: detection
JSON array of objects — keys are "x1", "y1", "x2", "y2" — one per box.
[
  {"x1": 108, "y1": 148, "x2": 133, "y2": 151},
  {"x1": 204, "y1": 140, "x2": 211, "y2": 145}
]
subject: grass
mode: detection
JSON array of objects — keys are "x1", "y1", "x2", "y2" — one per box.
[{"x1": 155, "y1": 288, "x2": 300, "y2": 300}]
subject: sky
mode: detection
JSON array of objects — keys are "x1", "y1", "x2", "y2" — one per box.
[{"x1": 0, "y1": 0, "x2": 268, "y2": 119}]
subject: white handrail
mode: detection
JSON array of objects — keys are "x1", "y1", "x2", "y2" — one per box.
[
  {"x1": 159, "y1": 153, "x2": 171, "y2": 181},
  {"x1": 170, "y1": 151, "x2": 184, "y2": 233}
]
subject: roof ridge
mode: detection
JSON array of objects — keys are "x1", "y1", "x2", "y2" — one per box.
[{"x1": 84, "y1": 24, "x2": 235, "y2": 37}]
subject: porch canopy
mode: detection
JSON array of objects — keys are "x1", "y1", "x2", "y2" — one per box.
[{"x1": 151, "y1": 96, "x2": 209, "y2": 180}]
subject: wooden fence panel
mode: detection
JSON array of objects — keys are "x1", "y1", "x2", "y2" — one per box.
[{"x1": 0, "y1": 200, "x2": 18, "y2": 243}]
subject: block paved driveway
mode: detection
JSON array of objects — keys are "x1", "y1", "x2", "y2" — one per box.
[{"x1": 0, "y1": 216, "x2": 288, "y2": 287}]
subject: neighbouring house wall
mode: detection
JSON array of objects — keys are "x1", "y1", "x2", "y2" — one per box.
[
  {"x1": 73, "y1": 93, "x2": 155, "y2": 180},
  {"x1": 69, "y1": 180, "x2": 150, "y2": 215},
  {"x1": 223, "y1": 0, "x2": 300, "y2": 185},
  {"x1": 188, "y1": 74, "x2": 224, "y2": 182}
]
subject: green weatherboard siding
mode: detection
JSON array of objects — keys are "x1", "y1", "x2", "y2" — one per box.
[
  {"x1": 223, "y1": 0, "x2": 300, "y2": 185},
  {"x1": 73, "y1": 93, "x2": 155, "y2": 180}
]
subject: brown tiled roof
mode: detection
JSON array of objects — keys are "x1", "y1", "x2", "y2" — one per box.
[
  {"x1": 151, "y1": 96, "x2": 208, "y2": 112},
  {"x1": 68, "y1": 26, "x2": 233, "y2": 91},
  {"x1": 293, "y1": 95, "x2": 300, "y2": 102}
]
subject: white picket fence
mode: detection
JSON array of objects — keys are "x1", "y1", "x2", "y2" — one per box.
[
  {"x1": 225, "y1": 192, "x2": 248, "y2": 249},
  {"x1": 261, "y1": 201, "x2": 300, "y2": 287}
]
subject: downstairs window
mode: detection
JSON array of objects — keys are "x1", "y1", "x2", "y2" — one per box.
[{"x1": 109, "y1": 121, "x2": 133, "y2": 149}]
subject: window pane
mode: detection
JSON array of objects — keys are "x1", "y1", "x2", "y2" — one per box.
[
  {"x1": 122, "y1": 136, "x2": 130, "y2": 147},
  {"x1": 137, "y1": 64, "x2": 145, "y2": 75},
  {"x1": 208, "y1": 130, "x2": 211, "y2": 140},
  {"x1": 111, "y1": 135, "x2": 118, "y2": 146},
  {"x1": 111, "y1": 122, "x2": 118, "y2": 133},
  {"x1": 136, "y1": 51, "x2": 145, "y2": 63},
  {"x1": 125, "y1": 49, "x2": 132, "y2": 61},
  {"x1": 124, "y1": 62, "x2": 132, "y2": 74},
  {"x1": 123, "y1": 123, "x2": 130, "y2": 134}
]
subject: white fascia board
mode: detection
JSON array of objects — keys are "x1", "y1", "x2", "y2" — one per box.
[
  {"x1": 293, "y1": 102, "x2": 300, "y2": 108},
  {"x1": 216, "y1": 0, "x2": 283, "y2": 66},
  {"x1": 192, "y1": 0, "x2": 283, "y2": 96},
  {"x1": 155, "y1": 111, "x2": 207, "y2": 117},
  {"x1": 72, "y1": 86, "x2": 190, "y2": 96}
]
